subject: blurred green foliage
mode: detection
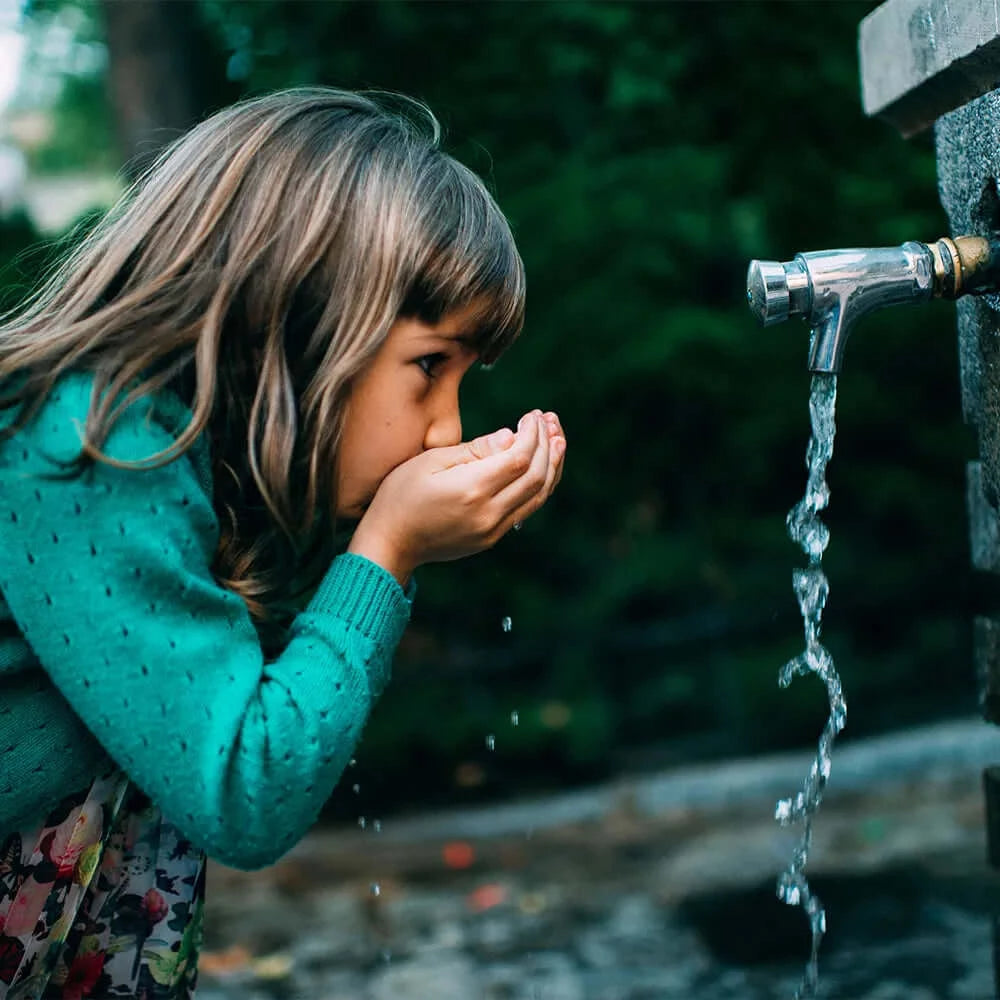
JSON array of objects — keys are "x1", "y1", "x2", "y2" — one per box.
[
  {"x1": 7, "y1": 0, "x2": 979, "y2": 816},
  {"x1": 17, "y1": 0, "x2": 118, "y2": 173},
  {"x1": 0, "y1": 211, "x2": 41, "y2": 311}
]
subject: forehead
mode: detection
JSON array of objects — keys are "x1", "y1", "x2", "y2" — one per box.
[{"x1": 392, "y1": 303, "x2": 482, "y2": 348}]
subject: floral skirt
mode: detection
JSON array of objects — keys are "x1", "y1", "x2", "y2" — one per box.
[{"x1": 0, "y1": 769, "x2": 205, "y2": 999}]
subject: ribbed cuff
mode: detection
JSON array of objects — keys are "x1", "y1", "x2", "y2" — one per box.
[{"x1": 307, "y1": 553, "x2": 414, "y2": 651}]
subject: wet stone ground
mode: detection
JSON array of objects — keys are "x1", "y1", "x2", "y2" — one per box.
[{"x1": 197, "y1": 720, "x2": 1000, "y2": 1000}]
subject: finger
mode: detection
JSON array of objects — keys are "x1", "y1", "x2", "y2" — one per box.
[
  {"x1": 542, "y1": 413, "x2": 566, "y2": 489},
  {"x1": 465, "y1": 427, "x2": 516, "y2": 461},
  {"x1": 534, "y1": 431, "x2": 561, "y2": 504},
  {"x1": 550, "y1": 434, "x2": 566, "y2": 489},
  {"x1": 427, "y1": 426, "x2": 516, "y2": 470},
  {"x1": 491, "y1": 413, "x2": 550, "y2": 522},
  {"x1": 436, "y1": 410, "x2": 541, "y2": 492},
  {"x1": 502, "y1": 432, "x2": 563, "y2": 531},
  {"x1": 542, "y1": 411, "x2": 567, "y2": 443}
]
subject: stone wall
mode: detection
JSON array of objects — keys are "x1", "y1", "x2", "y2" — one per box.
[
  {"x1": 936, "y1": 94, "x2": 1000, "y2": 724},
  {"x1": 861, "y1": 1, "x2": 1000, "y2": 728}
]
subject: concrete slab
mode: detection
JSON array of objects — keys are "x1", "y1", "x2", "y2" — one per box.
[{"x1": 860, "y1": 0, "x2": 1000, "y2": 136}]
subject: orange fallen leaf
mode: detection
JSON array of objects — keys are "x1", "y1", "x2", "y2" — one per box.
[
  {"x1": 442, "y1": 841, "x2": 476, "y2": 869},
  {"x1": 466, "y1": 882, "x2": 508, "y2": 912},
  {"x1": 200, "y1": 944, "x2": 253, "y2": 975}
]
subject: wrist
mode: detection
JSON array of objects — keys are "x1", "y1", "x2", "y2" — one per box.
[{"x1": 347, "y1": 524, "x2": 415, "y2": 587}]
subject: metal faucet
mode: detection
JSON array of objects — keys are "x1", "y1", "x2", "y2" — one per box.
[{"x1": 746, "y1": 236, "x2": 1000, "y2": 373}]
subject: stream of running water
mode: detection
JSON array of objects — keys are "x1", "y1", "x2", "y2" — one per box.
[{"x1": 775, "y1": 373, "x2": 847, "y2": 999}]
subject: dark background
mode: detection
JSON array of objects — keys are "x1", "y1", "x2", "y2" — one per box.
[{"x1": 1, "y1": 0, "x2": 977, "y2": 823}]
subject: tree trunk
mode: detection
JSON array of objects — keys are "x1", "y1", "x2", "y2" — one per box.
[{"x1": 98, "y1": 0, "x2": 210, "y2": 178}]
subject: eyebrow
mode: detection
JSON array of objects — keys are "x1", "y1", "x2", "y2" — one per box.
[{"x1": 420, "y1": 330, "x2": 479, "y2": 350}]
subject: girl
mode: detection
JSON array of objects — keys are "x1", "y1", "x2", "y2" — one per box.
[{"x1": 0, "y1": 87, "x2": 565, "y2": 998}]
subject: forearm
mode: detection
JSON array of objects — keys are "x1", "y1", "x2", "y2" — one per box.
[{"x1": 347, "y1": 523, "x2": 415, "y2": 588}]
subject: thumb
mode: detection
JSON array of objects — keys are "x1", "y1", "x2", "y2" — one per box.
[
  {"x1": 432, "y1": 427, "x2": 516, "y2": 469},
  {"x1": 469, "y1": 427, "x2": 516, "y2": 459}
]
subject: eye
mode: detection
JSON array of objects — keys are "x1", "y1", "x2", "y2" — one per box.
[{"x1": 416, "y1": 353, "x2": 448, "y2": 378}]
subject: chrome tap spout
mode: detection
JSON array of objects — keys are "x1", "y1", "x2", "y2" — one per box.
[{"x1": 746, "y1": 236, "x2": 1000, "y2": 373}]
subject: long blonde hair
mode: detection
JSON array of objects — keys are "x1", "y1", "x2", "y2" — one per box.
[{"x1": 0, "y1": 87, "x2": 525, "y2": 633}]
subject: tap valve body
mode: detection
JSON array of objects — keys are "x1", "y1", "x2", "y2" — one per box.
[{"x1": 746, "y1": 236, "x2": 1000, "y2": 373}]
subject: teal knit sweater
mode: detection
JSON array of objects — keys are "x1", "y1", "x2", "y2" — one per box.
[{"x1": 0, "y1": 372, "x2": 413, "y2": 869}]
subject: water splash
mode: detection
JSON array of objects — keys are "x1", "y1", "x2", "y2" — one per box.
[{"x1": 776, "y1": 373, "x2": 846, "y2": 999}]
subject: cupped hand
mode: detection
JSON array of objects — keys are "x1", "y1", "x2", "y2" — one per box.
[{"x1": 348, "y1": 410, "x2": 566, "y2": 584}]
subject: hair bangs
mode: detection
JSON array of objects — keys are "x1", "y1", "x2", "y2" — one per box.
[{"x1": 401, "y1": 161, "x2": 525, "y2": 366}]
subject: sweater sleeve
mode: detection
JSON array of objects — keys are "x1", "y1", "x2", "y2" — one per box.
[
  {"x1": 0, "y1": 377, "x2": 413, "y2": 869},
  {"x1": 0, "y1": 663, "x2": 113, "y2": 832}
]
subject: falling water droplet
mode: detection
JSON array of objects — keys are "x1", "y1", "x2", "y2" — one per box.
[
  {"x1": 357, "y1": 816, "x2": 366, "y2": 830},
  {"x1": 513, "y1": 521, "x2": 522, "y2": 531},
  {"x1": 349, "y1": 757, "x2": 357, "y2": 768},
  {"x1": 501, "y1": 616, "x2": 512, "y2": 633},
  {"x1": 510, "y1": 710, "x2": 519, "y2": 726},
  {"x1": 486, "y1": 733, "x2": 496, "y2": 751},
  {"x1": 352, "y1": 783, "x2": 360, "y2": 795},
  {"x1": 373, "y1": 819, "x2": 382, "y2": 833},
  {"x1": 782, "y1": 884, "x2": 801, "y2": 906},
  {"x1": 370, "y1": 882, "x2": 381, "y2": 897}
]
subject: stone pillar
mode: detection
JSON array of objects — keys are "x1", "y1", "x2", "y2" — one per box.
[{"x1": 860, "y1": 0, "x2": 1000, "y2": 987}]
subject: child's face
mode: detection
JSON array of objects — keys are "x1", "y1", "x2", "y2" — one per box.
[{"x1": 336, "y1": 305, "x2": 481, "y2": 519}]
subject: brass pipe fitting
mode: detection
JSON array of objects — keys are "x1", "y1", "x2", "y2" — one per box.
[{"x1": 928, "y1": 236, "x2": 996, "y2": 298}]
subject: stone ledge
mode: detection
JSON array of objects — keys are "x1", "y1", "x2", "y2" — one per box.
[
  {"x1": 269, "y1": 717, "x2": 1000, "y2": 850},
  {"x1": 860, "y1": 0, "x2": 1000, "y2": 136}
]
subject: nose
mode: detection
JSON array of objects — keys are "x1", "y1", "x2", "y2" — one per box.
[{"x1": 423, "y1": 391, "x2": 462, "y2": 451}]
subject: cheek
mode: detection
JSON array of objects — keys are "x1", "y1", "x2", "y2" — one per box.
[
  {"x1": 355, "y1": 407, "x2": 421, "y2": 479},
  {"x1": 381, "y1": 412, "x2": 424, "y2": 463},
  {"x1": 342, "y1": 377, "x2": 430, "y2": 484}
]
